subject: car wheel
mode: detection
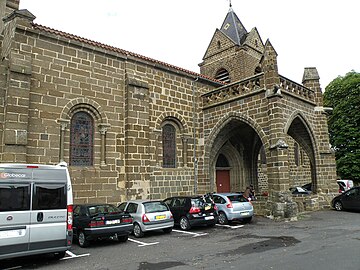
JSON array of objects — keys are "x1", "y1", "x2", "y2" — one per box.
[
  {"x1": 334, "y1": 201, "x2": 343, "y2": 211},
  {"x1": 179, "y1": 216, "x2": 191, "y2": 230},
  {"x1": 53, "y1": 251, "x2": 66, "y2": 259},
  {"x1": 207, "y1": 221, "x2": 216, "y2": 227},
  {"x1": 78, "y1": 231, "x2": 90, "y2": 248},
  {"x1": 218, "y1": 212, "x2": 228, "y2": 225},
  {"x1": 242, "y1": 217, "x2": 252, "y2": 224},
  {"x1": 117, "y1": 234, "x2": 128, "y2": 242},
  {"x1": 163, "y1": 227, "x2": 172, "y2": 233},
  {"x1": 133, "y1": 223, "x2": 144, "y2": 238}
]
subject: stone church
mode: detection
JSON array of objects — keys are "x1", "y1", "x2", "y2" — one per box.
[{"x1": 0, "y1": 0, "x2": 337, "y2": 218}]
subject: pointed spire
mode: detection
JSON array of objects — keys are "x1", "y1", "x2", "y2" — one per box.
[{"x1": 220, "y1": 6, "x2": 247, "y2": 45}]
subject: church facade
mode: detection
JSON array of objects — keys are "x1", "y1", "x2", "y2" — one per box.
[{"x1": 0, "y1": 0, "x2": 337, "y2": 218}]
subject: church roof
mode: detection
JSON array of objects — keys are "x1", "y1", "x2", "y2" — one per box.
[{"x1": 220, "y1": 7, "x2": 247, "y2": 45}]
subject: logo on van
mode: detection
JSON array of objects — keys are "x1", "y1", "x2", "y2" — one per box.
[
  {"x1": 0, "y1": 172, "x2": 26, "y2": 179},
  {"x1": 6, "y1": 215, "x2": 13, "y2": 221}
]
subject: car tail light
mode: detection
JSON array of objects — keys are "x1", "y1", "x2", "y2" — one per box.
[
  {"x1": 89, "y1": 217, "x2": 105, "y2": 227},
  {"x1": 226, "y1": 202, "x2": 233, "y2": 208},
  {"x1": 214, "y1": 205, "x2": 218, "y2": 211},
  {"x1": 89, "y1": 220, "x2": 105, "y2": 227},
  {"x1": 67, "y1": 205, "x2": 73, "y2": 231},
  {"x1": 142, "y1": 214, "x2": 150, "y2": 223},
  {"x1": 122, "y1": 217, "x2": 133, "y2": 223},
  {"x1": 170, "y1": 213, "x2": 173, "y2": 219},
  {"x1": 189, "y1": 207, "x2": 201, "y2": 214}
]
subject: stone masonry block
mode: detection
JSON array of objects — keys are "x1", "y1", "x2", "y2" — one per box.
[{"x1": 4, "y1": 129, "x2": 27, "y2": 145}]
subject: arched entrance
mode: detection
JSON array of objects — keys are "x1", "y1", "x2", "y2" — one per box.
[
  {"x1": 209, "y1": 117, "x2": 265, "y2": 193},
  {"x1": 286, "y1": 115, "x2": 317, "y2": 192}
]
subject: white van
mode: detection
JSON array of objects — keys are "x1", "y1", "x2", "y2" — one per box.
[{"x1": 0, "y1": 163, "x2": 73, "y2": 260}]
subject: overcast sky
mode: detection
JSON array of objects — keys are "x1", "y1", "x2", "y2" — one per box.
[{"x1": 19, "y1": 0, "x2": 360, "y2": 89}]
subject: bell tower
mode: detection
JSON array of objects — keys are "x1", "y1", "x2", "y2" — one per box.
[{"x1": 199, "y1": 5, "x2": 265, "y2": 83}]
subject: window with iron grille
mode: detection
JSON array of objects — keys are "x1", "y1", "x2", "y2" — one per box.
[
  {"x1": 70, "y1": 112, "x2": 94, "y2": 166},
  {"x1": 162, "y1": 124, "x2": 176, "y2": 168}
]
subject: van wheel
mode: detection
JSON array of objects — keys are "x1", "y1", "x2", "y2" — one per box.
[
  {"x1": 334, "y1": 201, "x2": 343, "y2": 211},
  {"x1": 218, "y1": 212, "x2": 228, "y2": 225},
  {"x1": 179, "y1": 216, "x2": 191, "y2": 230},
  {"x1": 53, "y1": 251, "x2": 66, "y2": 259},
  {"x1": 78, "y1": 231, "x2": 90, "y2": 248},
  {"x1": 133, "y1": 223, "x2": 144, "y2": 238}
]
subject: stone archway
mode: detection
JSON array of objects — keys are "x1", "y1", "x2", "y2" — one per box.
[
  {"x1": 285, "y1": 114, "x2": 317, "y2": 193},
  {"x1": 206, "y1": 114, "x2": 267, "y2": 193}
]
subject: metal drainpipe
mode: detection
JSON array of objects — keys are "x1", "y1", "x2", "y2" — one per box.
[{"x1": 192, "y1": 77, "x2": 199, "y2": 194}]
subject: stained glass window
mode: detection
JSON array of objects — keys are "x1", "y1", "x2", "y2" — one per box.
[
  {"x1": 70, "y1": 112, "x2": 94, "y2": 166},
  {"x1": 162, "y1": 124, "x2": 176, "y2": 168}
]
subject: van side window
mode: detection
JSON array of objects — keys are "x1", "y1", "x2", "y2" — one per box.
[
  {"x1": 0, "y1": 184, "x2": 30, "y2": 211},
  {"x1": 33, "y1": 184, "x2": 67, "y2": 210}
]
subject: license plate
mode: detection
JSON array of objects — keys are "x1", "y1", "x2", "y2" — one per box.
[
  {"x1": 106, "y1": 219, "x2": 120, "y2": 225},
  {"x1": 0, "y1": 229, "x2": 26, "y2": 239},
  {"x1": 204, "y1": 216, "x2": 214, "y2": 220},
  {"x1": 240, "y1": 212, "x2": 249, "y2": 216},
  {"x1": 155, "y1": 215, "x2": 166, "y2": 220}
]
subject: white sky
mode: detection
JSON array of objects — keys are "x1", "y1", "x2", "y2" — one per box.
[{"x1": 19, "y1": 0, "x2": 360, "y2": 89}]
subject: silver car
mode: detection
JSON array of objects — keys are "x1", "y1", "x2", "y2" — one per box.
[
  {"x1": 213, "y1": 193, "x2": 254, "y2": 224},
  {"x1": 118, "y1": 200, "x2": 174, "y2": 238}
]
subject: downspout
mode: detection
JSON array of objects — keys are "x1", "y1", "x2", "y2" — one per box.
[{"x1": 192, "y1": 77, "x2": 199, "y2": 194}]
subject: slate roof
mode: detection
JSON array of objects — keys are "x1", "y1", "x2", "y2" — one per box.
[{"x1": 220, "y1": 7, "x2": 247, "y2": 45}]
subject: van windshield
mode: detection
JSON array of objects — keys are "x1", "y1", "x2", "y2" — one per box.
[{"x1": 0, "y1": 184, "x2": 30, "y2": 211}]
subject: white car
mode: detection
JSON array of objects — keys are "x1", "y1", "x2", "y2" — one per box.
[
  {"x1": 118, "y1": 200, "x2": 174, "y2": 238},
  {"x1": 213, "y1": 193, "x2": 254, "y2": 225}
]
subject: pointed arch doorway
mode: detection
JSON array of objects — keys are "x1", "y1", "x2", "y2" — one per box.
[{"x1": 216, "y1": 154, "x2": 231, "y2": 192}]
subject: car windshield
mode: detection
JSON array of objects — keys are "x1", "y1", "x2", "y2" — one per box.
[
  {"x1": 227, "y1": 195, "x2": 248, "y2": 202},
  {"x1": 88, "y1": 204, "x2": 119, "y2": 216},
  {"x1": 144, "y1": 201, "x2": 168, "y2": 213}
]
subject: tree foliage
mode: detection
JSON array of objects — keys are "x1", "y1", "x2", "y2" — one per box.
[{"x1": 323, "y1": 71, "x2": 360, "y2": 181}]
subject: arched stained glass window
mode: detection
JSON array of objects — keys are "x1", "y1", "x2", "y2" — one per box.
[
  {"x1": 162, "y1": 124, "x2": 176, "y2": 168},
  {"x1": 70, "y1": 112, "x2": 94, "y2": 166}
]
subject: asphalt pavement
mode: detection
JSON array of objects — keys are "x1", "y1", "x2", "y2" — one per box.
[{"x1": 1, "y1": 210, "x2": 360, "y2": 270}]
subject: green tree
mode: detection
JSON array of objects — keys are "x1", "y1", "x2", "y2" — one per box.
[{"x1": 323, "y1": 71, "x2": 360, "y2": 182}]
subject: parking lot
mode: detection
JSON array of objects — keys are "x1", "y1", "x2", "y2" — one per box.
[{"x1": 1, "y1": 210, "x2": 360, "y2": 270}]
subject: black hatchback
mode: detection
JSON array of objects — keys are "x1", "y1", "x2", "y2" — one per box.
[
  {"x1": 73, "y1": 203, "x2": 133, "y2": 247},
  {"x1": 163, "y1": 195, "x2": 218, "y2": 230},
  {"x1": 332, "y1": 186, "x2": 360, "y2": 211}
]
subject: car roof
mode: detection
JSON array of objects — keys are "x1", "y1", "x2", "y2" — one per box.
[
  {"x1": 166, "y1": 195, "x2": 203, "y2": 199},
  {"x1": 75, "y1": 203, "x2": 116, "y2": 207},
  {"x1": 214, "y1": 193, "x2": 244, "y2": 196},
  {"x1": 123, "y1": 199, "x2": 164, "y2": 204}
]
